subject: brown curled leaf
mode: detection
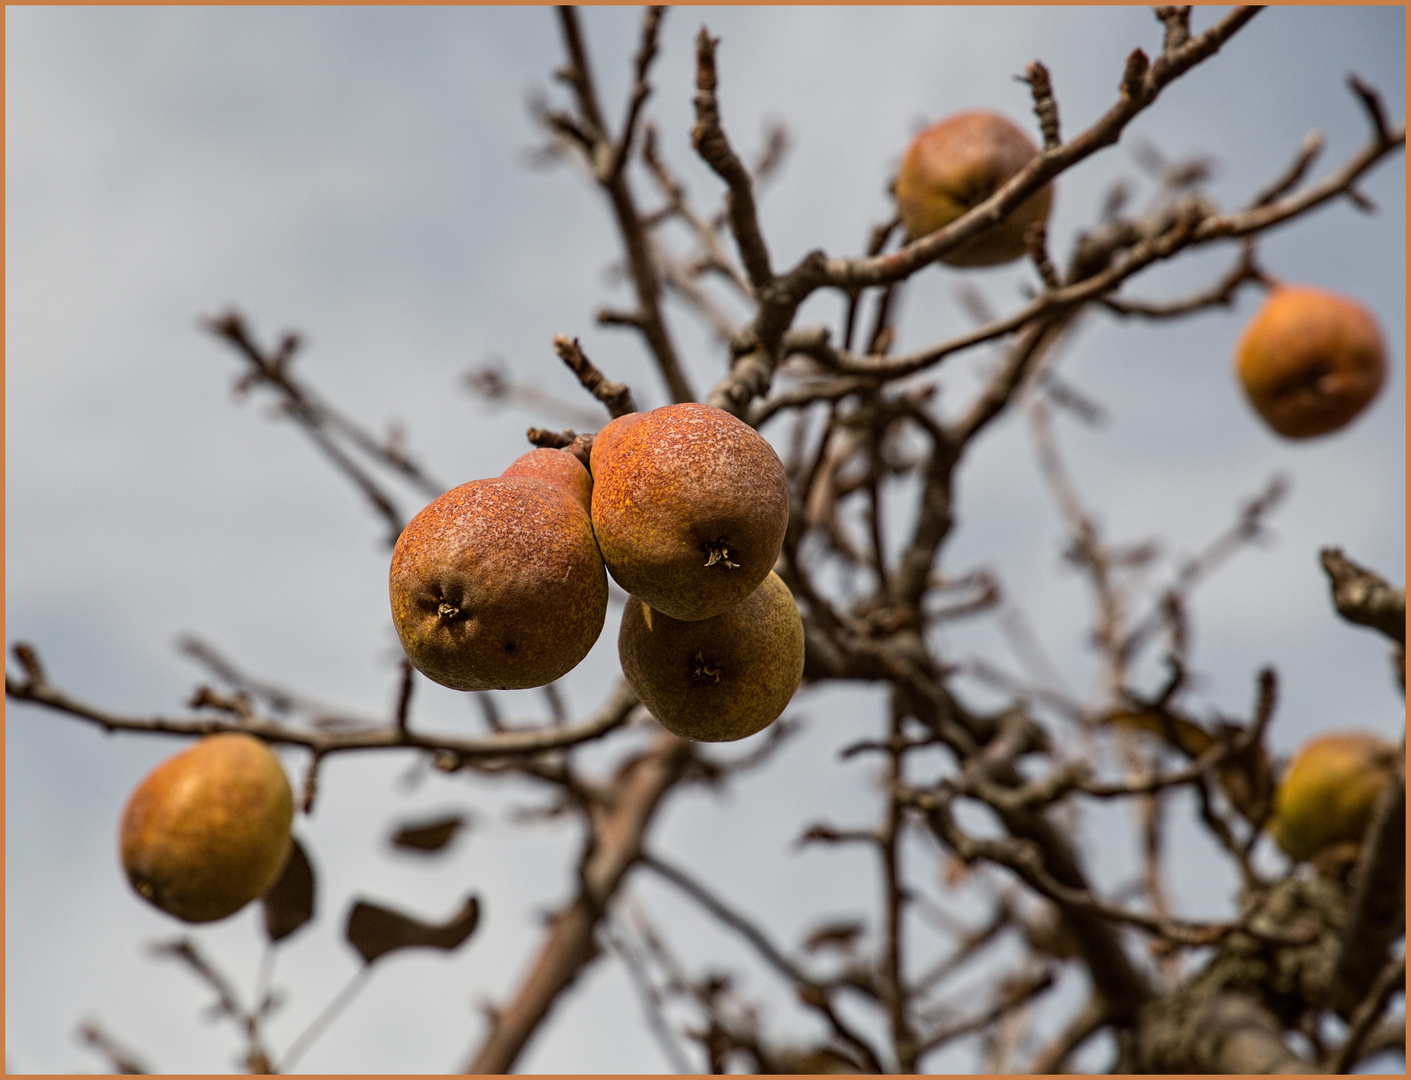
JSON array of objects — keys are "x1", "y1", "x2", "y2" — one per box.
[
  {"x1": 345, "y1": 895, "x2": 481, "y2": 965},
  {"x1": 262, "y1": 837, "x2": 316, "y2": 944},
  {"x1": 390, "y1": 813, "x2": 468, "y2": 854}
]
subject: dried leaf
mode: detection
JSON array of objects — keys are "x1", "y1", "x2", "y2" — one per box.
[
  {"x1": 345, "y1": 895, "x2": 480, "y2": 965},
  {"x1": 802, "y1": 920, "x2": 865, "y2": 954},
  {"x1": 390, "y1": 813, "x2": 467, "y2": 854},
  {"x1": 1102, "y1": 708, "x2": 1215, "y2": 758},
  {"x1": 1105, "y1": 710, "x2": 1274, "y2": 824},
  {"x1": 1212, "y1": 733, "x2": 1275, "y2": 826},
  {"x1": 262, "y1": 837, "x2": 315, "y2": 944}
]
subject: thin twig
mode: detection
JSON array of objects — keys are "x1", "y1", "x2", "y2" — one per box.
[
  {"x1": 552, "y1": 335, "x2": 638, "y2": 418},
  {"x1": 6, "y1": 646, "x2": 640, "y2": 760}
]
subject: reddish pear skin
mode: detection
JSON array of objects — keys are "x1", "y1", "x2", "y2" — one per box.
[
  {"x1": 389, "y1": 448, "x2": 608, "y2": 691},
  {"x1": 1233, "y1": 285, "x2": 1387, "y2": 439},
  {"x1": 590, "y1": 403, "x2": 789, "y2": 622}
]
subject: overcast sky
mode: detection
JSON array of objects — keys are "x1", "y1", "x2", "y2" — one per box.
[{"x1": 6, "y1": 6, "x2": 1404, "y2": 1074}]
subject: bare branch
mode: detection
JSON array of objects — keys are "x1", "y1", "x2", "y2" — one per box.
[
  {"x1": 1320, "y1": 548, "x2": 1406, "y2": 646},
  {"x1": 6, "y1": 644, "x2": 640, "y2": 761},
  {"x1": 607, "y1": 6, "x2": 666, "y2": 181},
  {"x1": 915, "y1": 968, "x2": 1055, "y2": 1059},
  {"x1": 1020, "y1": 61, "x2": 1061, "y2": 150},
  {"x1": 1101, "y1": 242, "x2": 1268, "y2": 319},
  {"x1": 691, "y1": 28, "x2": 773, "y2": 292},
  {"x1": 1252, "y1": 130, "x2": 1326, "y2": 207},
  {"x1": 640, "y1": 853, "x2": 813, "y2": 988},
  {"x1": 1348, "y1": 72, "x2": 1393, "y2": 145},
  {"x1": 639, "y1": 852, "x2": 886, "y2": 1072},
  {"x1": 1155, "y1": 6, "x2": 1192, "y2": 55},
  {"x1": 205, "y1": 311, "x2": 446, "y2": 542},
  {"x1": 149, "y1": 937, "x2": 274, "y2": 1073},
  {"x1": 1333, "y1": 761, "x2": 1405, "y2": 1012},
  {"x1": 1330, "y1": 955, "x2": 1407, "y2": 1073},
  {"x1": 552, "y1": 335, "x2": 638, "y2": 418},
  {"x1": 550, "y1": 7, "x2": 694, "y2": 404},
  {"x1": 76, "y1": 1020, "x2": 151, "y2": 1076},
  {"x1": 464, "y1": 735, "x2": 694, "y2": 1073},
  {"x1": 1026, "y1": 994, "x2": 1108, "y2": 1073}
]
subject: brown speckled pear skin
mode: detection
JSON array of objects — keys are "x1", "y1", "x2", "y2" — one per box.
[
  {"x1": 1233, "y1": 286, "x2": 1386, "y2": 439},
  {"x1": 894, "y1": 111, "x2": 1052, "y2": 268},
  {"x1": 120, "y1": 733, "x2": 294, "y2": 924},
  {"x1": 390, "y1": 451, "x2": 607, "y2": 691},
  {"x1": 619, "y1": 571, "x2": 805, "y2": 742},
  {"x1": 590, "y1": 403, "x2": 789, "y2": 622}
]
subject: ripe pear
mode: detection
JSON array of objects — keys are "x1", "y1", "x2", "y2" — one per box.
[
  {"x1": 590, "y1": 403, "x2": 789, "y2": 622},
  {"x1": 390, "y1": 448, "x2": 607, "y2": 691},
  {"x1": 1270, "y1": 731, "x2": 1398, "y2": 861},
  {"x1": 120, "y1": 733, "x2": 294, "y2": 923},
  {"x1": 619, "y1": 571, "x2": 805, "y2": 742},
  {"x1": 1233, "y1": 285, "x2": 1387, "y2": 439},
  {"x1": 894, "y1": 111, "x2": 1053, "y2": 267}
]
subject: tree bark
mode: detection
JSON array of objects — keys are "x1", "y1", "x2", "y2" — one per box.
[
  {"x1": 1135, "y1": 990, "x2": 1321, "y2": 1073},
  {"x1": 464, "y1": 735, "x2": 693, "y2": 1073}
]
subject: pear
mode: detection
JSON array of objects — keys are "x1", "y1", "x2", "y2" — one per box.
[
  {"x1": 619, "y1": 571, "x2": 804, "y2": 742},
  {"x1": 1234, "y1": 285, "x2": 1386, "y2": 439},
  {"x1": 390, "y1": 448, "x2": 608, "y2": 691},
  {"x1": 894, "y1": 111, "x2": 1052, "y2": 267},
  {"x1": 591, "y1": 403, "x2": 788, "y2": 622},
  {"x1": 120, "y1": 733, "x2": 294, "y2": 923},
  {"x1": 1270, "y1": 731, "x2": 1398, "y2": 861}
]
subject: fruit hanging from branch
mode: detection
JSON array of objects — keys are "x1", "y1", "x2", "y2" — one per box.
[
  {"x1": 894, "y1": 110, "x2": 1053, "y2": 267},
  {"x1": 120, "y1": 733, "x2": 294, "y2": 923},
  {"x1": 590, "y1": 403, "x2": 789, "y2": 622},
  {"x1": 1233, "y1": 285, "x2": 1387, "y2": 439},
  {"x1": 1269, "y1": 730, "x2": 1399, "y2": 861},
  {"x1": 389, "y1": 448, "x2": 607, "y2": 691},
  {"x1": 619, "y1": 570, "x2": 805, "y2": 743}
]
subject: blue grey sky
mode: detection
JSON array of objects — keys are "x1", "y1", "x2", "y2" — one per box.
[{"x1": 7, "y1": 7, "x2": 1404, "y2": 1073}]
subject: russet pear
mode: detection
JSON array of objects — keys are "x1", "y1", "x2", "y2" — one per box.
[
  {"x1": 1233, "y1": 285, "x2": 1386, "y2": 439},
  {"x1": 390, "y1": 448, "x2": 607, "y2": 691},
  {"x1": 894, "y1": 111, "x2": 1052, "y2": 268},
  {"x1": 120, "y1": 733, "x2": 294, "y2": 923},
  {"x1": 619, "y1": 571, "x2": 805, "y2": 742},
  {"x1": 590, "y1": 403, "x2": 788, "y2": 622}
]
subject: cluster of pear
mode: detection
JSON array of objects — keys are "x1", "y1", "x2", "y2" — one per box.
[
  {"x1": 390, "y1": 402, "x2": 804, "y2": 743},
  {"x1": 120, "y1": 732, "x2": 295, "y2": 923},
  {"x1": 893, "y1": 112, "x2": 1388, "y2": 440}
]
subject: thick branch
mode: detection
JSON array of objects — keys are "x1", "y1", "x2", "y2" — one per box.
[
  {"x1": 1135, "y1": 989, "x2": 1320, "y2": 1073},
  {"x1": 464, "y1": 735, "x2": 694, "y2": 1073}
]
